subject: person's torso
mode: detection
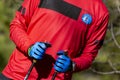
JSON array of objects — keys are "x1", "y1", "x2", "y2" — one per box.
[{"x1": 3, "y1": 0, "x2": 108, "y2": 80}]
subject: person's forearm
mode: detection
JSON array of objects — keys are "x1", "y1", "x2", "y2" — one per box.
[
  {"x1": 10, "y1": 13, "x2": 34, "y2": 54},
  {"x1": 72, "y1": 52, "x2": 97, "y2": 72}
]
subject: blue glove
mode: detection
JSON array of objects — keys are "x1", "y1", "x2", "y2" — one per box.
[
  {"x1": 54, "y1": 50, "x2": 72, "y2": 73},
  {"x1": 28, "y1": 42, "x2": 49, "y2": 60}
]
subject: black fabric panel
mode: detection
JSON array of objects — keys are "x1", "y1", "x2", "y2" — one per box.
[
  {"x1": 18, "y1": 6, "x2": 26, "y2": 15},
  {"x1": 39, "y1": 0, "x2": 81, "y2": 20}
]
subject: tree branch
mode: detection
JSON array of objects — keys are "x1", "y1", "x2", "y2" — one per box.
[{"x1": 109, "y1": 22, "x2": 120, "y2": 48}]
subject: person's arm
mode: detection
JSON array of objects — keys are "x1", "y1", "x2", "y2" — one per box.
[
  {"x1": 72, "y1": 13, "x2": 109, "y2": 72},
  {"x1": 10, "y1": 0, "x2": 39, "y2": 54}
]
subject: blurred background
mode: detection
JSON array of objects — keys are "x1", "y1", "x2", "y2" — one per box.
[{"x1": 0, "y1": 0, "x2": 120, "y2": 80}]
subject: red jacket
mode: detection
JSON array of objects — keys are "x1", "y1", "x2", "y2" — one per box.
[{"x1": 2, "y1": 0, "x2": 109, "y2": 80}]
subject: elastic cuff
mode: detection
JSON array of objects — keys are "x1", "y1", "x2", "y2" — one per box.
[{"x1": 28, "y1": 47, "x2": 32, "y2": 56}]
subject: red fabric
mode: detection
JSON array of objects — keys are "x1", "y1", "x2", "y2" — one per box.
[{"x1": 2, "y1": 0, "x2": 109, "y2": 80}]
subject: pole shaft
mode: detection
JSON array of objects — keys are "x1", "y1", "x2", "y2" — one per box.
[
  {"x1": 24, "y1": 60, "x2": 36, "y2": 80},
  {"x1": 51, "y1": 72, "x2": 57, "y2": 80}
]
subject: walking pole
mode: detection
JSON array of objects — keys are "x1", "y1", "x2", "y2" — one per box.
[
  {"x1": 24, "y1": 42, "x2": 51, "y2": 80},
  {"x1": 51, "y1": 50, "x2": 68, "y2": 80},
  {"x1": 24, "y1": 59, "x2": 36, "y2": 80},
  {"x1": 51, "y1": 71, "x2": 58, "y2": 80}
]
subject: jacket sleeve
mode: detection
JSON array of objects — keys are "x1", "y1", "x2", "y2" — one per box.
[
  {"x1": 10, "y1": 0, "x2": 39, "y2": 54},
  {"x1": 72, "y1": 13, "x2": 109, "y2": 72}
]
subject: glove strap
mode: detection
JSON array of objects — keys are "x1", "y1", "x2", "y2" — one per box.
[{"x1": 72, "y1": 62, "x2": 76, "y2": 72}]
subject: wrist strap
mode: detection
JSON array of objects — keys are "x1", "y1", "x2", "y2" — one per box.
[{"x1": 72, "y1": 62, "x2": 76, "y2": 71}]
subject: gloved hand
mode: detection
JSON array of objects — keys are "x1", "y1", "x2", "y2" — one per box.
[
  {"x1": 54, "y1": 50, "x2": 72, "y2": 73},
  {"x1": 28, "y1": 42, "x2": 51, "y2": 60}
]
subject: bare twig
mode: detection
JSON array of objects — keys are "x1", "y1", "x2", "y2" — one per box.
[
  {"x1": 115, "y1": 0, "x2": 120, "y2": 13},
  {"x1": 90, "y1": 67, "x2": 120, "y2": 75},
  {"x1": 104, "y1": 31, "x2": 120, "y2": 44},
  {"x1": 90, "y1": 59, "x2": 120, "y2": 75},
  {"x1": 108, "y1": 60, "x2": 117, "y2": 71},
  {"x1": 109, "y1": 22, "x2": 120, "y2": 48}
]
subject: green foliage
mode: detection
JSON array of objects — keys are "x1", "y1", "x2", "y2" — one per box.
[
  {"x1": 0, "y1": 0, "x2": 16, "y2": 72},
  {"x1": 0, "y1": 34, "x2": 14, "y2": 71}
]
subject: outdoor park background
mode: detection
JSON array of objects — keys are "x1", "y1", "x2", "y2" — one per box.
[{"x1": 0, "y1": 0, "x2": 120, "y2": 80}]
